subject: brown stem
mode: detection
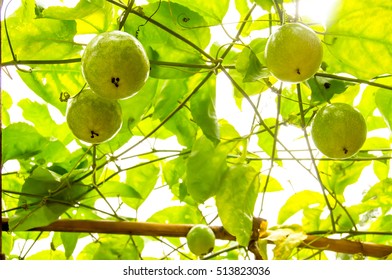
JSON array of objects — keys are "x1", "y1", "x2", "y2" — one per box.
[{"x1": 2, "y1": 218, "x2": 391, "y2": 259}]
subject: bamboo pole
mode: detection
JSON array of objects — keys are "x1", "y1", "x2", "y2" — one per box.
[{"x1": 2, "y1": 218, "x2": 392, "y2": 259}]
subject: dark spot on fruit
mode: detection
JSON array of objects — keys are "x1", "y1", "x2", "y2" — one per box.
[
  {"x1": 91, "y1": 131, "x2": 99, "y2": 138},
  {"x1": 296, "y1": 68, "x2": 301, "y2": 75},
  {"x1": 343, "y1": 147, "x2": 348, "y2": 154},
  {"x1": 324, "y1": 82, "x2": 331, "y2": 89},
  {"x1": 111, "y1": 77, "x2": 120, "y2": 88}
]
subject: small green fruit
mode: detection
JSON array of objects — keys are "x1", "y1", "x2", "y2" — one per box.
[
  {"x1": 66, "y1": 89, "x2": 122, "y2": 144},
  {"x1": 81, "y1": 30, "x2": 150, "y2": 100},
  {"x1": 265, "y1": 23, "x2": 323, "y2": 83},
  {"x1": 186, "y1": 225, "x2": 215, "y2": 256},
  {"x1": 311, "y1": 103, "x2": 367, "y2": 159}
]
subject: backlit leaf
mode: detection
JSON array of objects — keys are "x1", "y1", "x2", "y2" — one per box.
[
  {"x1": 2, "y1": 122, "x2": 48, "y2": 164},
  {"x1": 325, "y1": 0, "x2": 392, "y2": 79},
  {"x1": 122, "y1": 163, "x2": 160, "y2": 210},
  {"x1": 190, "y1": 75, "x2": 220, "y2": 144},
  {"x1": 278, "y1": 190, "x2": 325, "y2": 225},
  {"x1": 216, "y1": 164, "x2": 259, "y2": 246},
  {"x1": 186, "y1": 135, "x2": 235, "y2": 203}
]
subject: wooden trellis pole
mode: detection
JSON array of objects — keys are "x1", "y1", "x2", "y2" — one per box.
[{"x1": 2, "y1": 217, "x2": 392, "y2": 259}]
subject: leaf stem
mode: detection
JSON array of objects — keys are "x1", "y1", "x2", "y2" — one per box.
[{"x1": 315, "y1": 73, "x2": 392, "y2": 91}]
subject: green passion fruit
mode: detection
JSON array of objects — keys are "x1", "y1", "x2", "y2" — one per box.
[
  {"x1": 66, "y1": 89, "x2": 122, "y2": 144},
  {"x1": 186, "y1": 224, "x2": 215, "y2": 256},
  {"x1": 311, "y1": 103, "x2": 367, "y2": 159},
  {"x1": 265, "y1": 22, "x2": 323, "y2": 83},
  {"x1": 81, "y1": 30, "x2": 150, "y2": 100}
]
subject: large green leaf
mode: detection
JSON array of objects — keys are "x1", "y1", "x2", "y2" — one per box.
[
  {"x1": 190, "y1": 76, "x2": 220, "y2": 144},
  {"x1": 39, "y1": 0, "x2": 113, "y2": 33},
  {"x1": 122, "y1": 163, "x2": 160, "y2": 210},
  {"x1": 325, "y1": 0, "x2": 392, "y2": 79},
  {"x1": 18, "y1": 63, "x2": 85, "y2": 114},
  {"x1": 39, "y1": 0, "x2": 105, "y2": 20},
  {"x1": 149, "y1": 0, "x2": 230, "y2": 25},
  {"x1": 362, "y1": 179, "x2": 392, "y2": 214},
  {"x1": 277, "y1": 190, "x2": 325, "y2": 225},
  {"x1": 147, "y1": 205, "x2": 204, "y2": 224},
  {"x1": 2, "y1": 122, "x2": 48, "y2": 164},
  {"x1": 185, "y1": 135, "x2": 235, "y2": 203},
  {"x1": 375, "y1": 89, "x2": 392, "y2": 131},
  {"x1": 8, "y1": 167, "x2": 90, "y2": 231},
  {"x1": 1, "y1": 90, "x2": 12, "y2": 126},
  {"x1": 124, "y1": 1, "x2": 210, "y2": 78},
  {"x1": 236, "y1": 38, "x2": 269, "y2": 82},
  {"x1": 318, "y1": 160, "x2": 370, "y2": 195},
  {"x1": 77, "y1": 235, "x2": 144, "y2": 260},
  {"x1": 164, "y1": 110, "x2": 198, "y2": 148},
  {"x1": 153, "y1": 79, "x2": 189, "y2": 120},
  {"x1": 18, "y1": 99, "x2": 71, "y2": 142},
  {"x1": 307, "y1": 75, "x2": 354, "y2": 103},
  {"x1": 1, "y1": 0, "x2": 81, "y2": 62},
  {"x1": 216, "y1": 164, "x2": 259, "y2": 246}
]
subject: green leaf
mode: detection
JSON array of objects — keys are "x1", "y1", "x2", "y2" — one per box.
[
  {"x1": 1, "y1": 1, "x2": 81, "y2": 62},
  {"x1": 2, "y1": 122, "x2": 48, "y2": 164},
  {"x1": 278, "y1": 190, "x2": 325, "y2": 225},
  {"x1": 307, "y1": 75, "x2": 354, "y2": 103},
  {"x1": 18, "y1": 63, "x2": 85, "y2": 114},
  {"x1": 151, "y1": 0, "x2": 230, "y2": 25},
  {"x1": 259, "y1": 174, "x2": 284, "y2": 192},
  {"x1": 1, "y1": 90, "x2": 12, "y2": 126},
  {"x1": 257, "y1": 118, "x2": 280, "y2": 162},
  {"x1": 186, "y1": 136, "x2": 234, "y2": 203},
  {"x1": 61, "y1": 232, "x2": 80, "y2": 259},
  {"x1": 236, "y1": 38, "x2": 269, "y2": 82},
  {"x1": 375, "y1": 89, "x2": 392, "y2": 131},
  {"x1": 18, "y1": 99, "x2": 70, "y2": 142},
  {"x1": 147, "y1": 205, "x2": 204, "y2": 224},
  {"x1": 125, "y1": 1, "x2": 210, "y2": 79},
  {"x1": 325, "y1": 0, "x2": 392, "y2": 79},
  {"x1": 122, "y1": 163, "x2": 160, "y2": 210},
  {"x1": 216, "y1": 164, "x2": 259, "y2": 246},
  {"x1": 164, "y1": 110, "x2": 197, "y2": 147},
  {"x1": 40, "y1": 0, "x2": 105, "y2": 20},
  {"x1": 153, "y1": 79, "x2": 189, "y2": 120},
  {"x1": 26, "y1": 250, "x2": 68, "y2": 260},
  {"x1": 125, "y1": 78, "x2": 158, "y2": 131},
  {"x1": 84, "y1": 181, "x2": 142, "y2": 202},
  {"x1": 253, "y1": 0, "x2": 274, "y2": 12},
  {"x1": 190, "y1": 76, "x2": 220, "y2": 144},
  {"x1": 9, "y1": 167, "x2": 90, "y2": 231},
  {"x1": 363, "y1": 179, "x2": 392, "y2": 213},
  {"x1": 77, "y1": 235, "x2": 144, "y2": 260},
  {"x1": 318, "y1": 160, "x2": 370, "y2": 195}
]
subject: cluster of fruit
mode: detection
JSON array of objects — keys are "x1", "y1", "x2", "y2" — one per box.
[
  {"x1": 265, "y1": 23, "x2": 367, "y2": 159},
  {"x1": 66, "y1": 31, "x2": 150, "y2": 144}
]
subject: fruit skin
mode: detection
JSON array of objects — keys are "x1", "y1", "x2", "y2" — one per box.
[
  {"x1": 311, "y1": 103, "x2": 367, "y2": 159},
  {"x1": 81, "y1": 30, "x2": 150, "y2": 100},
  {"x1": 265, "y1": 23, "x2": 323, "y2": 83},
  {"x1": 66, "y1": 89, "x2": 122, "y2": 144},
  {"x1": 186, "y1": 225, "x2": 215, "y2": 256}
]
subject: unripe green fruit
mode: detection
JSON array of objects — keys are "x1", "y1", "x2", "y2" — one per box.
[
  {"x1": 66, "y1": 89, "x2": 122, "y2": 144},
  {"x1": 81, "y1": 30, "x2": 150, "y2": 100},
  {"x1": 311, "y1": 103, "x2": 367, "y2": 159},
  {"x1": 186, "y1": 225, "x2": 215, "y2": 256},
  {"x1": 265, "y1": 23, "x2": 323, "y2": 83}
]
